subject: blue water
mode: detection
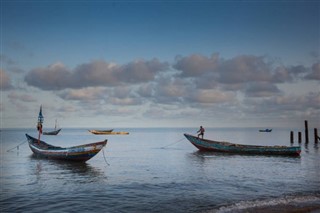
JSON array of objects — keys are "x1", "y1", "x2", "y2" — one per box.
[{"x1": 1, "y1": 128, "x2": 320, "y2": 212}]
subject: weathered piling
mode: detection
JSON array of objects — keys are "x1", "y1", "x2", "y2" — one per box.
[
  {"x1": 314, "y1": 128, "x2": 318, "y2": 143},
  {"x1": 305, "y1": 120, "x2": 309, "y2": 144},
  {"x1": 298, "y1": 132, "x2": 302, "y2": 143},
  {"x1": 290, "y1": 131, "x2": 294, "y2": 144}
]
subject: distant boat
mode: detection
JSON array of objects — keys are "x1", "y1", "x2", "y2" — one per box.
[
  {"x1": 259, "y1": 129, "x2": 272, "y2": 132},
  {"x1": 88, "y1": 129, "x2": 129, "y2": 135},
  {"x1": 43, "y1": 128, "x2": 62, "y2": 135},
  {"x1": 184, "y1": 134, "x2": 301, "y2": 156},
  {"x1": 26, "y1": 134, "x2": 107, "y2": 162},
  {"x1": 43, "y1": 119, "x2": 62, "y2": 135},
  {"x1": 88, "y1": 129, "x2": 114, "y2": 135}
]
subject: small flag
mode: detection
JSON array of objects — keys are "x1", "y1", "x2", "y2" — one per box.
[{"x1": 37, "y1": 105, "x2": 44, "y2": 134}]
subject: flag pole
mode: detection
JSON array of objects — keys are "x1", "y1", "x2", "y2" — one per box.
[
  {"x1": 37, "y1": 105, "x2": 44, "y2": 144},
  {"x1": 37, "y1": 126, "x2": 41, "y2": 144}
]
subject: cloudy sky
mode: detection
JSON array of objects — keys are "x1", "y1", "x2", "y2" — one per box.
[{"x1": 1, "y1": 1, "x2": 319, "y2": 129}]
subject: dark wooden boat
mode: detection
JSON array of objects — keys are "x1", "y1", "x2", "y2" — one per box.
[
  {"x1": 184, "y1": 134, "x2": 301, "y2": 156},
  {"x1": 259, "y1": 129, "x2": 272, "y2": 132},
  {"x1": 43, "y1": 128, "x2": 62, "y2": 135},
  {"x1": 88, "y1": 129, "x2": 114, "y2": 135},
  {"x1": 26, "y1": 134, "x2": 107, "y2": 162}
]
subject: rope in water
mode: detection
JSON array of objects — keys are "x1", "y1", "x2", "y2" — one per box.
[
  {"x1": 160, "y1": 137, "x2": 185, "y2": 149},
  {"x1": 6, "y1": 139, "x2": 28, "y2": 152},
  {"x1": 102, "y1": 147, "x2": 110, "y2": 166}
]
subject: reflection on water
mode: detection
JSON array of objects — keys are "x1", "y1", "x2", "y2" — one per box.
[
  {"x1": 191, "y1": 150, "x2": 302, "y2": 159},
  {"x1": 28, "y1": 154, "x2": 107, "y2": 186}
]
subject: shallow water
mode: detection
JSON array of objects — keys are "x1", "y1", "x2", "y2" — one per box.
[{"x1": 1, "y1": 128, "x2": 319, "y2": 212}]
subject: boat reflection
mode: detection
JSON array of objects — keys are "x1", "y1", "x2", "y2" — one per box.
[
  {"x1": 190, "y1": 150, "x2": 302, "y2": 159},
  {"x1": 29, "y1": 154, "x2": 107, "y2": 183}
]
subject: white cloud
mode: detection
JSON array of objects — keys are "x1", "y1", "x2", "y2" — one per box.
[
  {"x1": 305, "y1": 62, "x2": 320, "y2": 80},
  {"x1": 173, "y1": 53, "x2": 219, "y2": 77},
  {"x1": 188, "y1": 89, "x2": 236, "y2": 104},
  {"x1": 11, "y1": 52, "x2": 318, "y2": 128},
  {"x1": 25, "y1": 59, "x2": 169, "y2": 90},
  {"x1": 0, "y1": 69, "x2": 13, "y2": 90}
]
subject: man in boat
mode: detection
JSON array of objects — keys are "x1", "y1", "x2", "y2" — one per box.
[{"x1": 197, "y1": 126, "x2": 205, "y2": 139}]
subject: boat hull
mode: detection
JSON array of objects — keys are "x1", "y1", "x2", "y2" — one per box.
[
  {"x1": 26, "y1": 134, "x2": 107, "y2": 162},
  {"x1": 259, "y1": 129, "x2": 272, "y2": 132},
  {"x1": 88, "y1": 129, "x2": 113, "y2": 134},
  {"x1": 88, "y1": 130, "x2": 129, "y2": 135},
  {"x1": 184, "y1": 134, "x2": 301, "y2": 156}
]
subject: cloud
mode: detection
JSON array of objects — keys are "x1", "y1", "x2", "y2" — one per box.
[
  {"x1": 244, "y1": 92, "x2": 320, "y2": 113},
  {"x1": 58, "y1": 86, "x2": 143, "y2": 106},
  {"x1": 0, "y1": 69, "x2": 13, "y2": 90},
  {"x1": 24, "y1": 62, "x2": 72, "y2": 90},
  {"x1": 173, "y1": 53, "x2": 219, "y2": 77},
  {"x1": 187, "y1": 89, "x2": 236, "y2": 104},
  {"x1": 22, "y1": 53, "x2": 319, "y2": 124},
  {"x1": 109, "y1": 97, "x2": 142, "y2": 105},
  {"x1": 173, "y1": 54, "x2": 319, "y2": 99},
  {"x1": 305, "y1": 62, "x2": 320, "y2": 80},
  {"x1": 244, "y1": 82, "x2": 281, "y2": 97},
  {"x1": 152, "y1": 77, "x2": 191, "y2": 104},
  {"x1": 275, "y1": 92, "x2": 320, "y2": 110},
  {"x1": 7, "y1": 92, "x2": 36, "y2": 102},
  {"x1": 58, "y1": 87, "x2": 107, "y2": 101},
  {"x1": 117, "y1": 59, "x2": 169, "y2": 83},
  {"x1": 137, "y1": 83, "x2": 154, "y2": 98},
  {"x1": 174, "y1": 54, "x2": 277, "y2": 93},
  {"x1": 24, "y1": 59, "x2": 169, "y2": 90},
  {"x1": 217, "y1": 55, "x2": 273, "y2": 84},
  {"x1": 270, "y1": 67, "x2": 290, "y2": 83},
  {"x1": 109, "y1": 86, "x2": 143, "y2": 105}
]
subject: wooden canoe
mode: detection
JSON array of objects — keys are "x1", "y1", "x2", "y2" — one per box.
[
  {"x1": 43, "y1": 128, "x2": 62, "y2": 135},
  {"x1": 26, "y1": 134, "x2": 107, "y2": 162},
  {"x1": 184, "y1": 134, "x2": 301, "y2": 156},
  {"x1": 88, "y1": 129, "x2": 114, "y2": 134},
  {"x1": 88, "y1": 130, "x2": 129, "y2": 135}
]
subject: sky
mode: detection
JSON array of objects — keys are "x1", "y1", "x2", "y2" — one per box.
[{"x1": 1, "y1": 1, "x2": 319, "y2": 129}]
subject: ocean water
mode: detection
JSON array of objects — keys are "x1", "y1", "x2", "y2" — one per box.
[{"x1": 1, "y1": 128, "x2": 319, "y2": 213}]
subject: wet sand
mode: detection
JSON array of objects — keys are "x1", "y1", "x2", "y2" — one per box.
[{"x1": 243, "y1": 205, "x2": 320, "y2": 213}]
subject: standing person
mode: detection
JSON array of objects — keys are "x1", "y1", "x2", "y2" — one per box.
[{"x1": 197, "y1": 126, "x2": 205, "y2": 139}]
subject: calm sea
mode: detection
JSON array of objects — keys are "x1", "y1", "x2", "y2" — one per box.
[{"x1": 1, "y1": 128, "x2": 320, "y2": 213}]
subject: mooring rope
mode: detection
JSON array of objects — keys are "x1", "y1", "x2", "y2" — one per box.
[
  {"x1": 160, "y1": 137, "x2": 185, "y2": 149},
  {"x1": 6, "y1": 139, "x2": 28, "y2": 152},
  {"x1": 102, "y1": 147, "x2": 110, "y2": 166}
]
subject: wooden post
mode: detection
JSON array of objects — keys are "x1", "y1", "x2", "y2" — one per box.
[
  {"x1": 314, "y1": 128, "x2": 318, "y2": 144},
  {"x1": 305, "y1": 120, "x2": 309, "y2": 144},
  {"x1": 290, "y1": 131, "x2": 294, "y2": 144},
  {"x1": 298, "y1": 132, "x2": 302, "y2": 143}
]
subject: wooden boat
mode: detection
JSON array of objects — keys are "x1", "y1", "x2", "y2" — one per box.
[
  {"x1": 259, "y1": 129, "x2": 272, "y2": 132},
  {"x1": 101, "y1": 131, "x2": 129, "y2": 135},
  {"x1": 88, "y1": 129, "x2": 114, "y2": 134},
  {"x1": 43, "y1": 119, "x2": 62, "y2": 135},
  {"x1": 26, "y1": 134, "x2": 107, "y2": 162},
  {"x1": 88, "y1": 130, "x2": 129, "y2": 135},
  {"x1": 184, "y1": 134, "x2": 301, "y2": 156},
  {"x1": 43, "y1": 128, "x2": 62, "y2": 135}
]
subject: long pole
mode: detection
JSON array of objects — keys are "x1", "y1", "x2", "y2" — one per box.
[
  {"x1": 38, "y1": 127, "x2": 41, "y2": 144},
  {"x1": 305, "y1": 120, "x2": 309, "y2": 144}
]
